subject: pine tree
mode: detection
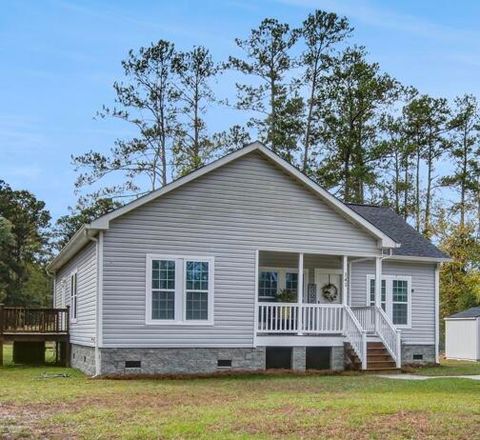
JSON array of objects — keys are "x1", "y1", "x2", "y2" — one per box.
[
  {"x1": 228, "y1": 18, "x2": 303, "y2": 161},
  {"x1": 297, "y1": 10, "x2": 352, "y2": 174},
  {"x1": 172, "y1": 46, "x2": 220, "y2": 176},
  {"x1": 73, "y1": 40, "x2": 179, "y2": 199}
]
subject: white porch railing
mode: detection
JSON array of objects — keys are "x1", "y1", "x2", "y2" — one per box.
[
  {"x1": 257, "y1": 303, "x2": 299, "y2": 333},
  {"x1": 375, "y1": 307, "x2": 402, "y2": 368},
  {"x1": 302, "y1": 304, "x2": 343, "y2": 333},
  {"x1": 257, "y1": 303, "x2": 343, "y2": 334},
  {"x1": 344, "y1": 306, "x2": 367, "y2": 370},
  {"x1": 351, "y1": 306, "x2": 376, "y2": 333}
]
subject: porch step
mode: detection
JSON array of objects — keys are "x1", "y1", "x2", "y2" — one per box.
[{"x1": 344, "y1": 341, "x2": 400, "y2": 372}]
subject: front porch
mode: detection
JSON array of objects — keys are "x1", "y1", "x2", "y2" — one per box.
[{"x1": 255, "y1": 251, "x2": 402, "y2": 370}]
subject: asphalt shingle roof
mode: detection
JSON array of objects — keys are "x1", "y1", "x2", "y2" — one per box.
[
  {"x1": 347, "y1": 204, "x2": 450, "y2": 259},
  {"x1": 447, "y1": 306, "x2": 480, "y2": 319}
]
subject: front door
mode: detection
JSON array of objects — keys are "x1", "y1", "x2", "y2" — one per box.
[{"x1": 314, "y1": 269, "x2": 343, "y2": 304}]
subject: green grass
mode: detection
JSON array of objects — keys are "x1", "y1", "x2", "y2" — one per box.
[
  {"x1": 2, "y1": 346, "x2": 480, "y2": 439},
  {"x1": 411, "y1": 358, "x2": 480, "y2": 376}
]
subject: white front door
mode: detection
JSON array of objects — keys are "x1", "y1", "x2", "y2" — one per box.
[{"x1": 314, "y1": 269, "x2": 343, "y2": 304}]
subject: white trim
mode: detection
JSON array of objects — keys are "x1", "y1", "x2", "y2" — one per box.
[
  {"x1": 388, "y1": 255, "x2": 452, "y2": 263},
  {"x1": 297, "y1": 253, "x2": 304, "y2": 335},
  {"x1": 258, "y1": 247, "x2": 382, "y2": 258},
  {"x1": 255, "y1": 335, "x2": 344, "y2": 347},
  {"x1": 69, "y1": 269, "x2": 78, "y2": 324},
  {"x1": 145, "y1": 254, "x2": 214, "y2": 326},
  {"x1": 434, "y1": 263, "x2": 440, "y2": 363},
  {"x1": 87, "y1": 142, "x2": 398, "y2": 248},
  {"x1": 375, "y1": 257, "x2": 382, "y2": 309},
  {"x1": 444, "y1": 317, "x2": 478, "y2": 321},
  {"x1": 342, "y1": 256, "x2": 348, "y2": 307},
  {"x1": 253, "y1": 250, "x2": 259, "y2": 348},
  {"x1": 366, "y1": 274, "x2": 412, "y2": 329}
]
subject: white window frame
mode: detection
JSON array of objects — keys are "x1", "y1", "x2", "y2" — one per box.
[
  {"x1": 69, "y1": 269, "x2": 78, "y2": 324},
  {"x1": 366, "y1": 274, "x2": 412, "y2": 329},
  {"x1": 146, "y1": 254, "x2": 214, "y2": 326},
  {"x1": 258, "y1": 266, "x2": 309, "y2": 301}
]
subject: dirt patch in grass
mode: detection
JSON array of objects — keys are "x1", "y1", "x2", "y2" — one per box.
[{"x1": 0, "y1": 402, "x2": 74, "y2": 440}]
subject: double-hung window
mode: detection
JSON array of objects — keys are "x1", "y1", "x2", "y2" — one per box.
[
  {"x1": 258, "y1": 267, "x2": 307, "y2": 301},
  {"x1": 70, "y1": 271, "x2": 78, "y2": 322},
  {"x1": 366, "y1": 275, "x2": 411, "y2": 328},
  {"x1": 147, "y1": 255, "x2": 214, "y2": 325}
]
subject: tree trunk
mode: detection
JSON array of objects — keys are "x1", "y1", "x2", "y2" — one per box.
[
  {"x1": 424, "y1": 145, "x2": 433, "y2": 238},
  {"x1": 460, "y1": 125, "x2": 468, "y2": 227},
  {"x1": 303, "y1": 56, "x2": 319, "y2": 173},
  {"x1": 415, "y1": 149, "x2": 421, "y2": 232}
]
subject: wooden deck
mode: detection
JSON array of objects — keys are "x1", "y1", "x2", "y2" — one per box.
[{"x1": 0, "y1": 305, "x2": 70, "y2": 365}]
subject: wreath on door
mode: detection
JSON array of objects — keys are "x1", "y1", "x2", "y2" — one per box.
[{"x1": 321, "y1": 274, "x2": 338, "y2": 302}]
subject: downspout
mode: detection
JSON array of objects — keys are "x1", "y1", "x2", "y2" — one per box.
[{"x1": 86, "y1": 229, "x2": 103, "y2": 377}]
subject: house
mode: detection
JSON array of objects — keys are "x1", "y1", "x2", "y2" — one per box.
[
  {"x1": 47, "y1": 142, "x2": 450, "y2": 376},
  {"x1": 445, "y1": 307, "x2": 480, "y2": 361}
]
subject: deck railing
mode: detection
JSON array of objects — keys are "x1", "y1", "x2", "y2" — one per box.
[
  {"x1": 257, "y1": 303, "x2": 343, "y2": 334},
  {"x1": 1, "y1": 306, "x2": 69, "y2": 334}
]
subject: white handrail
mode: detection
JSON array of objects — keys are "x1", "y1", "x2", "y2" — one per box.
[
  {"x1": 375, "y1": 306, "x2": 402, "y2": 368},
  {"x1": 344, "y1": 306, "x2": 367, "y2": 370}
]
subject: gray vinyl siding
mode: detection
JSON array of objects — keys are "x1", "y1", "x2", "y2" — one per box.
[
  {"x1": 350, "y1": 259, "x2": 435, "y2": 345},
  {"x1": 54, "y1": 242, "x2": 97, "y2": 346},
  {"x1": 102, "y1": 151, "x2": 381, "y2": 348}
]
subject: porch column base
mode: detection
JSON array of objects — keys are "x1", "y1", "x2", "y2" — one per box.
[{"x1": 292, "y1": 347, "x2": 306, "y2": 371}]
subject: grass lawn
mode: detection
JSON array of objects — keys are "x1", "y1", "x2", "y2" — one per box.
[
  {"x1": 411, "y1": 358, "x2": 480, "y2": 376},
  {"x1": 1, "y1": 346, "x2": 480, "y2": 439}
]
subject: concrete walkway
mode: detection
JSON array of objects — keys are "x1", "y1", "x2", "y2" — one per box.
[{"x1": 377, "y1": 373, "x2": 480, "y2": 381}]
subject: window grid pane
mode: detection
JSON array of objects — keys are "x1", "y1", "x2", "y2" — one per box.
[
  {"x1": 259, "y1": 271, "x2": 278, "y2": 297},
  {"x1": 186, "y1": 261, "x2": 209, "y2": 291},
  {"x1": 186, "y1": 291, "x2": 208, "y2": 320},
  {"x1": 185, "y1": 261, "x2": 209, "y2": 320},
  {"x1": 393, "y1": 280, "x2": 408, "y2": 302},
  {"x1": 393, "y1": 303, "x2": 408, "y2": 325},
  {"x1": 285, "y1": 272, "x2": 298, "y2": 292},
  {"x1": 151, "y1": 259, "x2": 176, "y2": 320},
  {"x1": 152, "y1": 291, "x2": 175, "y2": 320}
]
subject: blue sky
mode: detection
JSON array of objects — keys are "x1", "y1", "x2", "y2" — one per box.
[{"x1": 1, "y1": 0, "x2": 480, "y2": 221}]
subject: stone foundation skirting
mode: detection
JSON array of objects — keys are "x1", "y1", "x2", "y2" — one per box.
[
  {"x1": 71, "y1": 344, "x2": 96, "y2": 376},
  {"x1": 70, "y1": 344, "x2": 347, "y2": 376},
  {"x1": 401, "y1": 344, "x2": 436, "y2": 365},
  {"x1": 99, "y1": 347, "x2": 266, "y2": 375}
]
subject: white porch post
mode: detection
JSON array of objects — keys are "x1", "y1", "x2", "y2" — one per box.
[
  {"x1": 297, "y1": 252, "x2": 304, "y2": 335},
  {"x1": 342, "y1": 256, "x2": 348, "y2": 306},
  {"x1": 375, "y1": 256, "x2": 382, "y2": 332},
  {"x1": 375, "y1": 256, "x2": 382, "y2": 308}
]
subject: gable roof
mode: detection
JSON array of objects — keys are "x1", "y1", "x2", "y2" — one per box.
[
  {"x1": 446, "y1": 306, "x2": 480, "y2": 319},
  {"x1": 47, "y1": 142, "x2": 405, "y2": 272},
  {"x1": 348, "y1": 204, "x2": 450, "y2": 261}
]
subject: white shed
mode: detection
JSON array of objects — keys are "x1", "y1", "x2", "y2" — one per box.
[{"x1": 445, "y1": 307, "x2": 480, "y2": 361}]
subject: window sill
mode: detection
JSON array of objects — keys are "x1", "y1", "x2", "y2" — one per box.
[
  {"x1": 145, "y1": 319, "x2": 214, "y2": 326},
  {"x1": 70, "y1": 319, "x2": 77, "y2": 324}
]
